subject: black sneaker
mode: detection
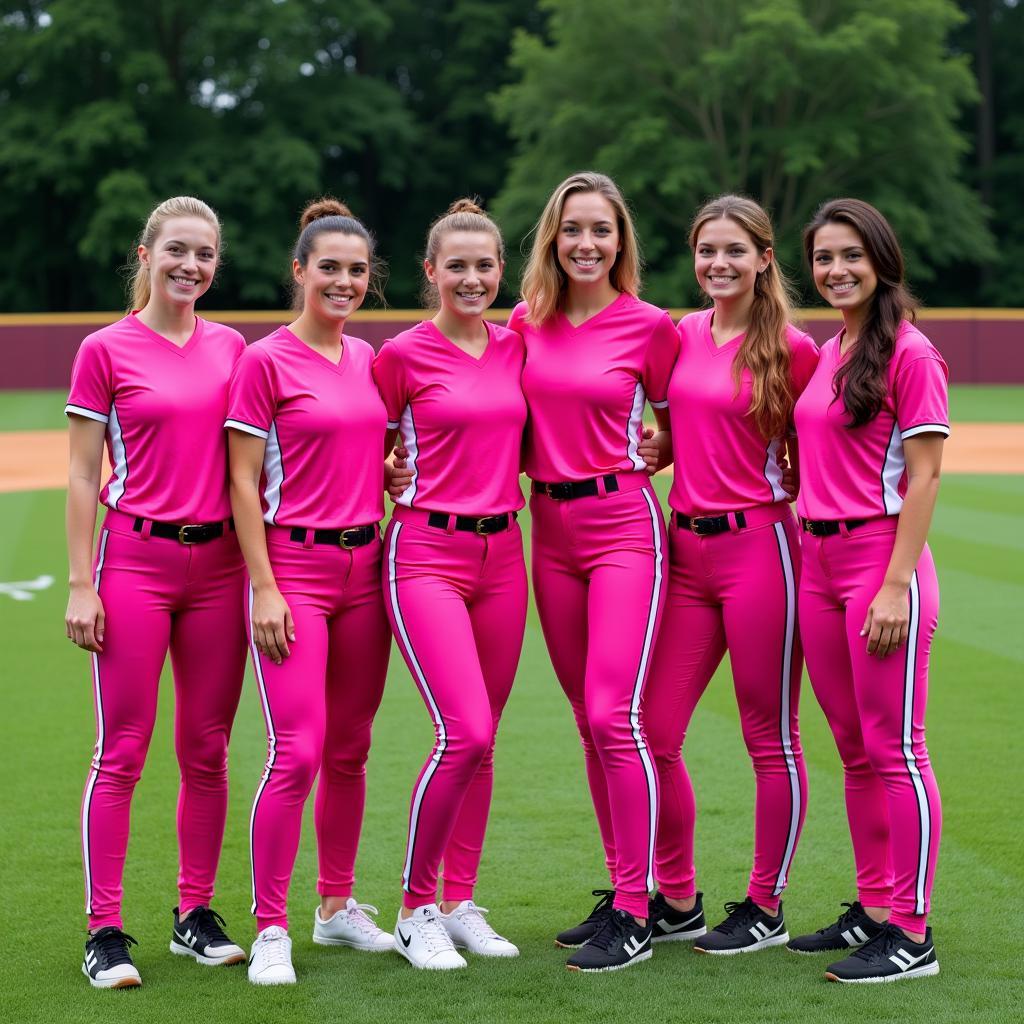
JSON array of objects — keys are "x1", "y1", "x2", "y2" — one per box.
[
  {"x1": 554, "y1": 889, "x2": 615, "y2": 948},
  {"x1": 787, "y1": 901, "x2": 885, "y2": 954},
  {"x1": 825, "y1": 924, "x2": 939, "y2": 983},
  {"x1": 565, "y1": 909, "x2": 652, "y2": 972},
  {"x1": 693, "y1": 898, "x2": 788, "y2": 955},
  {"x1": 649, "y1": 891, "x2": 707, "y2": 942},
  {"x1": 170, "y1": 906, "x2": 246, "y2": 966},
  {"x1": 82, "y1": 927, "x2": 142, "y2": 989}
]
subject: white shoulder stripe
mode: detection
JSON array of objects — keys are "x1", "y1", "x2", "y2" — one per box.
[
  {"x1": 901, "y1": 423, "x2": 950, "y2": 439},
  {"x1": 65, "y1": 404, "x2": 109, "y2": 424},
  {"x1": 225, "y1": 418, "x2": 270, "y2": 439}
]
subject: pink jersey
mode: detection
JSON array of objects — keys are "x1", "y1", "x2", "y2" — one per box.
[
  {"x1": 372, "y1": 320, "x2": 527, "y2": 515},
  {"x1": 65, "y1": 313, "x2": 245, "y2": 522},
  {"x1": 668, "y1": 310, "x2": 819, "y2": 514},
  {"x1": 511, "y1": 293, "x2": 679, "y2": 481},
  {"x1": 794, "y1": 321, "x2": 949, "y2": 521},
  {"x1": 225, "y1": 327, "x2": 386, "y2": 528}
]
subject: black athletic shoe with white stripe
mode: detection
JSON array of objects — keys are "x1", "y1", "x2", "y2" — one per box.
[
  {"x1": 825, "y1": 924, "x2": 939, "y2": 983},
  {"x1": 565, "y1": 908, "x2": 652, "y2": 972},
  {"x1": 649, "y1": 891, "x2": 707, "y2": 942},
  {"x1": 787, "y1": 901, "x2": 885, "y2": 954},
  {"x1": 82, "y1": 927, "x2": 142, "y2": 989},
  {"x1": 693, "y1": 898, "x2": 788, "y2": 955},
  {"x1": 554, "y1": 889, "x2": 615, "y2": 948},
  {"x1": 169, "y1": 906, "x2": 246, "y2": 966}
]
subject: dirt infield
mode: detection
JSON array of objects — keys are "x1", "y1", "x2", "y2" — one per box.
[{"x1": 1, "y1": 425, "x2": 1021, "y2": 494}]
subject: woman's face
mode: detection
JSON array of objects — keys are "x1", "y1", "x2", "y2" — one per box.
[
  {"x1": 139, "y1": 216, "x2": 218, "y2": 309},
  {"x1": 294, "y1": 232, "x2": 370, "y2": 322},
  {"x1": 810, "y1": 221, "x2": 878, "y2": 314},
  {"x1": 693, "y1": 217, "x2": 769, "y2": 303},
  {"x1": 425, "y1": 230, "x2": 503, "y2": 318},
  {"x1": 555, "y1": 191, "x2": 621, "y2": 288}
]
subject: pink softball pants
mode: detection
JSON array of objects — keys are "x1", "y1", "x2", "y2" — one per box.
[
  {"x1": 383, "y1": 507, "x2": 527, "y2": 910},
  {"x1": 530, "y1": 476, "x2": 666, "y2": 920},
  {"x1": 799, "y1": 521, "x2": 942, "y2": 932},
  {"x1": 82, "y1": 510, "x2": 246, "y2": 930},
  {"x1": 248, "y1": 529, "x2": 390, "y2": 932},
  {"x1": 644, "y1": 506, "x2": 807, "y2": 913}
]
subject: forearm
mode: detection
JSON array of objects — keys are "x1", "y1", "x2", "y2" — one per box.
[
  {"x1": 229, "y1": 477, "x2": 277, "y2": 592},
  {"x1": 884, "y1": 476, "x2": 940, "y2": 588},
  {"x1": 66, "y1": 475, "x2": 100, "y2": 587}
]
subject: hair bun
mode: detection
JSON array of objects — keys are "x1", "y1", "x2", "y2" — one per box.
[
  {"x1": 300, "y1": 197, "x2": 354, "y2": 230},
  {"x1": 447, "y1": 197, "x2": 485, "y2": 217}
]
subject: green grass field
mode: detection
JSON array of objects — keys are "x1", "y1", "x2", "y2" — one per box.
[{"x1": 1, "y1": 390, "x2": 1021, "y2": 1023}]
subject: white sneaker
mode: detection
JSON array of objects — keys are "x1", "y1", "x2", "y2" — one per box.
[
  {"x1": 313, "y1": 899, "x2": 395, "y2": 952},
  {"x1": 247, "y1": 926, "x2": 296, "y2": 985},
  {"x1": 394, "y1": 905, "x2": 467, "y2": 970},
  {"x1": 440, "y1": 900, "x2": 519, "y2": 958}
]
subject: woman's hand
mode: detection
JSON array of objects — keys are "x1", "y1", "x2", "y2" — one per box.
[
  {"x1": 637, "y1": 428, "x2": 662, "y2": 476},
  {"x1": 388, "y1": 443, "x2": 414, "y2": 499},
  {"x1": 861, "y1": 582, "x2": 909, "y2": 658},
  {"x1": 251, "y1": 585, "x2": 295, "y2": 665},
  {"x1": 66, "y1": 582, "x2": 105, "y2": 653}
]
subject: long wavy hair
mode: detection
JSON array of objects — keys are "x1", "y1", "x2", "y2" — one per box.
[
  {"x1": 690, "y1": 195, "x2": 797, "y2": 440},
  {"x1": 803, "y1": 198, "x2": 918, "y2": 428},
  {"x1": 519, "y1": 171, "x2": 642, "y2": 325}
]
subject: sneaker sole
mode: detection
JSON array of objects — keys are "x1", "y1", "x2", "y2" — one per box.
[
  {"x1": 826, "y1": 962, "x2": 939, "y2": 984},
  {"x1": 566, "y1": 949, "x2": 653, "y2": 973},
  {"x1": 786, "y1": 943, "x2": 860, "y2": 955},
  {"x1": 652, "y1": 925, "x2": 707, "y2": 943},
  {"x1": 312, "y1": 934, "x2": 395, "y2": 952},
  {"x1": 694, "y1": 932, "x2": 790, "y2": 955},
  {"x1": 452, "y1": 941, "x2": 519, "y2": 958},
  {"x1": 82, "y1": 964, "x2": 142, "y2": 989},
  {"x1": 247, "y1": 971, "x2": 297, "y2": 985},
  {"x1": 554, "y1": 939, "x2": 587, "y2": 949},
  {"x1": 169, "y1": 940, "x2": 246, "y2": 966},
  {"x1": 395, "y1": 945, "x2": 467, "y2": 970}
]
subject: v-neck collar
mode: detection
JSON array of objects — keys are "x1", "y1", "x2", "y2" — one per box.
[
  {"x1": 424, "y1": 319, "x2": 494, "y2": 367},
  {"x1": 701, "y1": 309, "x2": 745, "y2": 357},
  {"x1": 558, "y1": 290, "x2": 629, "y2": 333},
  {"x1": 129, "y1": 311, "x2": 204, "y2": 357},
  {"x1": 279, "y1": 325, "x2": 348, "y2": 374}
]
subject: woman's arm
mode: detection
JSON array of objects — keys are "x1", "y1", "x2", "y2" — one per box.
[
  {"x1": 65, "y1": 417, "x2": 107, "y2": 652},
  {"x1": 228, "y1": 430, "x2": 294, "y2": 665},
  {"x1": 861, "y1": 434, "x2": 944, "y2": 657},
  {"x1": 638, "y1": 406, "x2": 673, "y2": 475}
]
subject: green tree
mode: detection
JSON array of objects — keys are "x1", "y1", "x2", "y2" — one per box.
[{"x1": 493, "y1": 0, "x2": 991, "y2": 306}]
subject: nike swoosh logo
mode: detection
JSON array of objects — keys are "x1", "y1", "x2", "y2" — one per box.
[{"x1": 398, "y1": 929, "x2": 412, "y2": 948}]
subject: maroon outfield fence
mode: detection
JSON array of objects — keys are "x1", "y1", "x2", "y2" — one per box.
[{"x1": 2, "y1": 309, "x2": 1022, "y2": 390}]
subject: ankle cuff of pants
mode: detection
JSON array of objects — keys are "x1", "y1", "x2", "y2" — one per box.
[
  {"x1": 747, "y1": 890, "x2": 781, "y2": 915},
  {"x1": 88, "y1": 915, "x2": 123, "y2": 932},
  {"x1": 656, "y1": 883, "x2": 696, "y2": 902},
  {"x1": 403, "y1": 891, "x2": 435, "y2": 912},
  {"x1": 441, "y1": 885, "x2": 474, "y2": 904},
  {"x1": 317, "y1": 885, "x2": 353, "y2": 898},
  {"x1": 887, "y1": 910, "x2": 927, "y2": 933},
  {"x1": 256, "y1": 915, "x2": 288, "y2": 933},
  {"x1": 857, "y1": 889, "x2": 892, "y2": 910},
  {"x1": 612, "y1": 892, "x2": 649, "y2": 919}
]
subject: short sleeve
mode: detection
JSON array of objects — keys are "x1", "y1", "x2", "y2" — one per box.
[
  {"x1": 896, "y1": 354, "x2": 950, "y2": 439},
  {"x1": 790, "y1": 331, "x2": 821, "y2": 397},
  {"x1": 372, "y1": 341, "x2": 408, "y2": 429},
  {"x1": 506, "y1": 302, "x2": 528, "y2": 337},
  {"x1": 642, "y1": 312, "x2": 680, "y2": 408},
  {"x1": 225, "y1": 347, "x2": 277, "y2": 439},
  {"x1": 65, "y1": 336, "x2": 112, "y2": 423}
]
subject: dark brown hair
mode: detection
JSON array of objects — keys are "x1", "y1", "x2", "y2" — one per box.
[
  {"x1": 690, "y1": 195, "x2": 797, "y2": 440},
  {"x1": 803, "y1": 198, "x2": 918, "y2": 428},
  {"x1": 292, "y1": 197, "x2": 383, "y2": 309},
  {"x1": 420, "y1": 197, "x2": 504, "y2": 308}
]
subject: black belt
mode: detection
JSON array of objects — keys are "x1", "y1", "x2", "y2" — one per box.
[
  {"x1": 289, "y1": 525, "x2": 377, "y2": 548},
  {"x1": 133, "y1": 517, "x2": 232, "y2": 544},
  {"x1": 672, "y1": 511, "x2": 747, "y2": 536},
  {"x1": 426, "y1": 512, "x2": 517, "y2": 536},
  {"x1": 800, "y1": 517, "x2": 867, "y2": 537},
  {"x1": 532, "y1": 475, "x2": 619, "y2": 501}
]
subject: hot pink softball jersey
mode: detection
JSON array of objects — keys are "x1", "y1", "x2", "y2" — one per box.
[
  {"x1": 372, "y1": 320, "x2": 527, "y2": 515},
  {"x1": 668, "y1": 310, "x2": 819, "y2": 514},
  {"x1": 225, "y1": 326, "x2": 386, "y2": 529},
  {"x1": 510, "y1": 293, "x2": 679, "y2": 481},
  {"x1": 65, "y1": 313, "x2": 246, "y2": 522},
  {"x1": 795, "y1": 321, "x2": 950, "y2": 521}
]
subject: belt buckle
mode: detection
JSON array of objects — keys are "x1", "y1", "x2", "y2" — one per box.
[
  {"x1": 178, "y1": 524, "x2": 202, "y2": 544},
  {"x1": 338, "y1": 528, "x2": 360, "y2": 550},
  {"x1": 475, "y1": 516, "x2": 500, "y2": 535},
  {"x1": 689, "y1": 517, "x2": 704, "y2": 535}
]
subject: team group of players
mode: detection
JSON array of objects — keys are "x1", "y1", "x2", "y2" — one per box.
[{"x1": 64, "y1": 172, "x2": 947, "y2": 990}]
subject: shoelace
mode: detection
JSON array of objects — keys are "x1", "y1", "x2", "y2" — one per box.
[
  {"x1": 342, "y1": 901, "x2": 383, "y2": 935},
  {"x1": 584, "y1": 908, "x2": 628, "y2": 952},
  {"x1": 849, "y1": 923, "x2": 910, "y2": 963},
  {"x1": 184, "y1": 906, "x2": 231, "y2": 944},
  {"x1": 255, "y1": 926, "x2": 291, "y2": 966},
  {"x1": 454, "y1": 903, "x2": 502, "y2": 941},
  {"x1": 582, "y1": 889, "x2": 615, "y2": 924},
  {"x1": 91, "y1": 927, "x2": 138, "y2": 967},
  {"x1": 714, "y1": 899, "x2": 760, "y2": 936},
  {"x1": 412, "y1": 912, "x2": 457, "y2": 954},
  {"x1": 818, "y1": 901, "x2": 864, "y2": 935}
]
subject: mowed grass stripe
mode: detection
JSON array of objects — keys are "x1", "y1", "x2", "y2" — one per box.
[{"x1": 1, "y1": 480, "x2": 1020, "y2": 1022}]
